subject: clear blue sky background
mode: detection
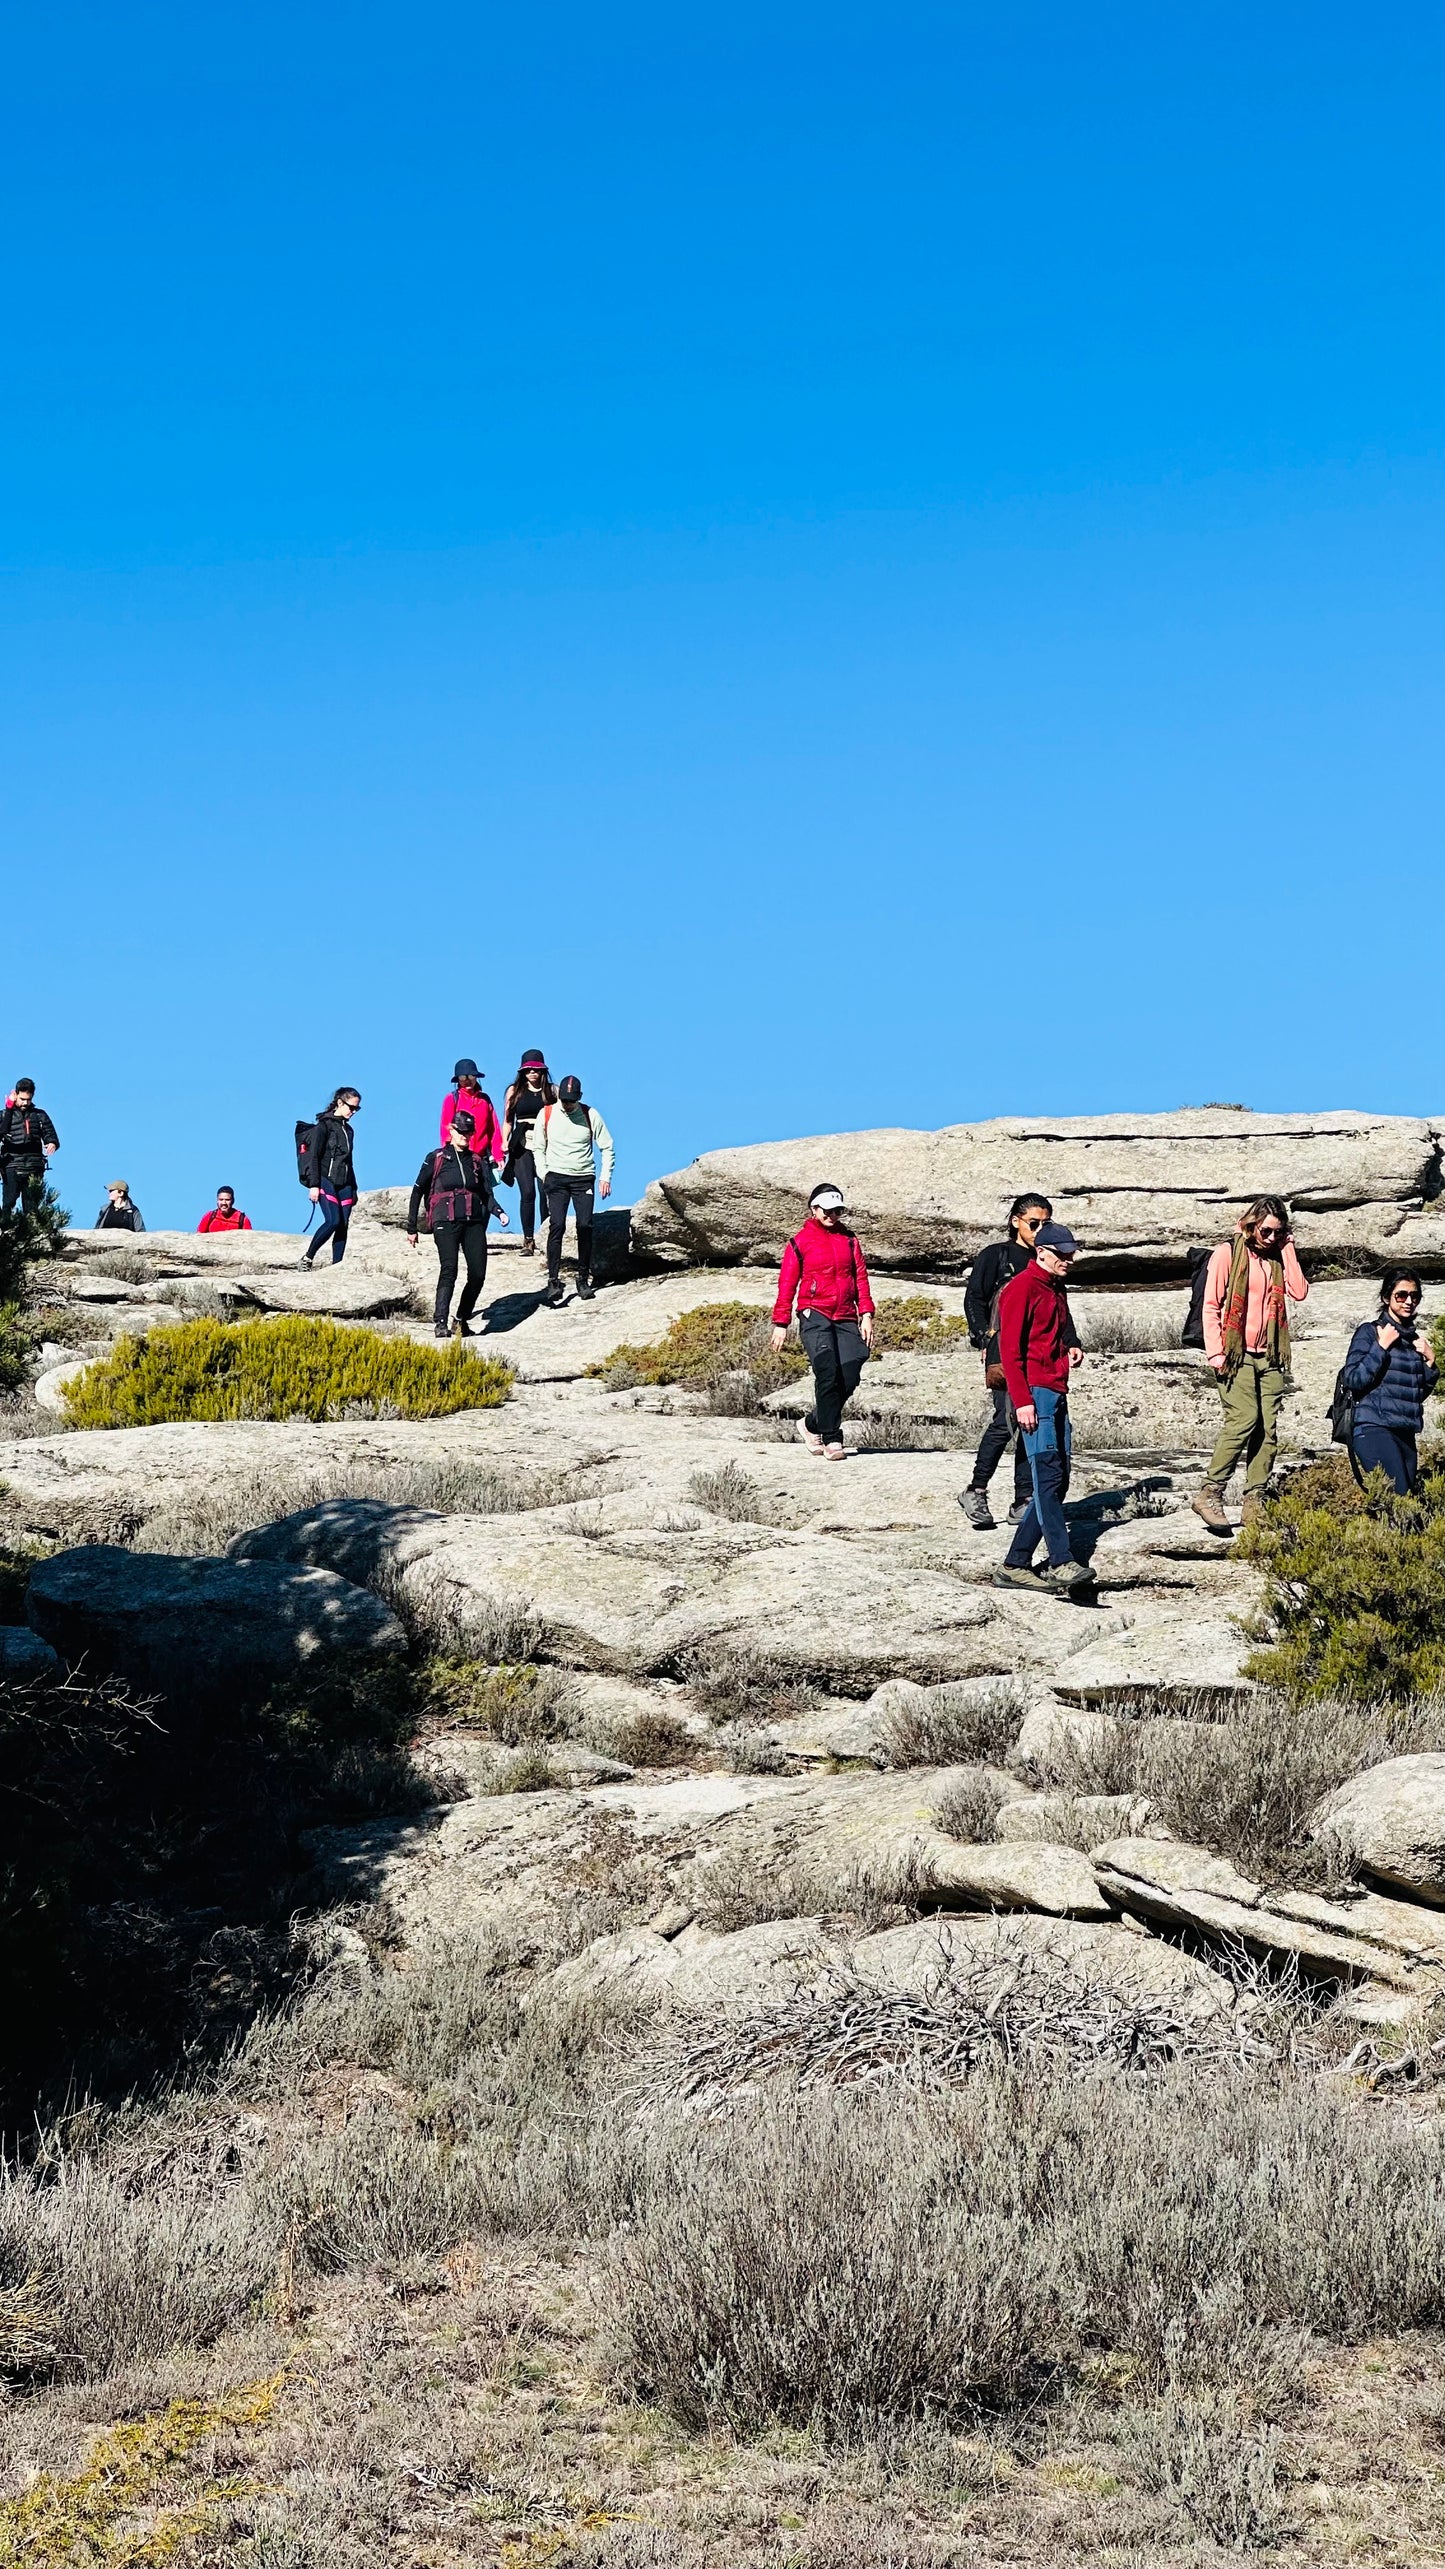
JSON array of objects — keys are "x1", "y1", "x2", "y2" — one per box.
[{"x1": 3, "y1": 3, "x2": 1440, "y2": 1230}]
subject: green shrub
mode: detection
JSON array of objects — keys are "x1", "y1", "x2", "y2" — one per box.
[
  {"x1": 1237, "y1": 1454, "x2": 1445, "y2": 1700},
  {"x1": 870, "y1": 1295, "x2": 972, "y2": 1355},
  {"x1": 59, "y1": 1314, "x2": 513, "y2": 1428},
  {"x1": 588, "y1": 1301, "x2": 808, "y2": 1394},
  {"x1": 418, "y1": 1654, "x2": 572, "y2": 1743}
]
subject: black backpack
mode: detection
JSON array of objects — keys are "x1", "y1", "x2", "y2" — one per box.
[
  {"x1": 1327, "y1": 1363, "x2": 1357, "y2": 1447},
  {"x1": 1181, "y1": 1246, "x2": 1212, "y2": 1349},
  {"x1": 294, "y1": 1120, "x2": 317, "y2": 1186}
]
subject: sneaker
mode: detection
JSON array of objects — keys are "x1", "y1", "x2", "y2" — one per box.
[
  {"x1": 433, "y1": 1322, "x2": 450, "y2": 1338},
  {"x1": 521, "y1": 1238, "x2": 536, "y2": 1257},
  {"x1": 992, "y1": 1563, "x2": 1043, "y2": 1589},
  {"x1": 1007, "y1": 1498, "x2": 1032, "y2": 1524},
  {"x1": 576, "y1": 1280, "x2": 596, "y2": 1300},
  {"x1": 1191, "y1": 1484, "x2": 1233, "y2": 1535},
  {"x1": 1043, "y1": 1558, "x2": 1094, "y2": 1595},
  {"x1": 298, "y1": 1255, "x2": 315, "y2": 1270},
  {"x1": 798, "y1": 1421, "x2": 825, "y2": 1454},
  {"x1": 825, "y1": 1442, "x2": 846, "y2": 1461},
  {"x1": 957, "y1": 1488, "x2": 995, "y2": 1530},
  {"x1": 544, "y1": 1284, "x2": 566, "y2": 1308}
]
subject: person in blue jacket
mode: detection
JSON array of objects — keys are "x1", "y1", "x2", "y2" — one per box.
[{"x1": 1341, "y1": 1267, "x2": 1438, "y2": 1495}]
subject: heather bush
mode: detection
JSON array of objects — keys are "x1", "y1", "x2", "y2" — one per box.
[
  {"x1": 60, "y1": 1314, "x2": 513, "y2": 1428},
  {"x1": 868, "y1": 1296, "x2": 971, "y2": 1354},
  {"x1": 588, "y1": 1301, "x2": 806, "y2": 1394}
]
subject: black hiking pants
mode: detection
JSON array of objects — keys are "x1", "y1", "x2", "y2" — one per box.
[
  {"x1": 1, "y1": 1162, "x2": 44, "y2": 1222},
  {"x1": 800, "y1": 1312, "x2": 868, "y2": 1445},
  {"x1": 969, "y1": 1382, "x2": 1034, "y2": 1505},
  {"x1": 545, "y1": 1175, "x2": 595, "y2": 1287},
  {"x1": 433, "y1": 1218, "x2": 489, "y2": 1329}
]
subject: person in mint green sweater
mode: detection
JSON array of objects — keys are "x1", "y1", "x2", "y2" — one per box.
[{"x1": 533, "y1": 1074, "x2": 615, "y2": 1304}]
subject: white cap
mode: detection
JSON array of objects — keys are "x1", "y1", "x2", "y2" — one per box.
[{"x1": 810, "y1": 1186, "x2": 846, "y2": 1212}]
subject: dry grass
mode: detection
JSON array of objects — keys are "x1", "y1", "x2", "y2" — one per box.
[
  {"x1": 934, "y1": 1772, "x2": 1013, "y2": 1843},
  {"x1": 683, "y1": 1643, "x2": 817, "y2": 1729},
  {"x1": 598, "y1": 1706, "x2": 693, "y2": 1768},
  {"x1": 129, "y1": 1453, "x2": 599, "y2": 1557},
  {"x1": 685, "y1": 1462, "x2": 773, "y2": 1523},
  {"x1": 883, "y1": 1680, "x2": 1027, "y2": 1770},
  {"x1": 851, "y1": 1410, "x2": 966, "y2": 1452},
  {"x1": 1058, "y1": 1687, "x2": 1445, "y2": 1885}
]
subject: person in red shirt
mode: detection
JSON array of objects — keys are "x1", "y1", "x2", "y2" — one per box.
[
  {"x1": 770, "y1": 1183, "x2": 875, "y2": 1459},
  {"x1": 994, "y1": 1221, "x2": 1092, "y2": 1595},
  {"x1": 198, "y1": 1188, "x2": 252, "y2": 1233}
]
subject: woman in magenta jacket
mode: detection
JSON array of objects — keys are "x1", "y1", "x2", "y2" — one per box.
[
  {"x1": 770, "y1": 1182, "x2": 875, "y2": 1459},
  {"x1": 440, "y1": 1058, "x2": 505, "y2": 1165}
]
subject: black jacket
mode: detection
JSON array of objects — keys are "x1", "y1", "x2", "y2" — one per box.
[
  {"x1": 408, "y1": 1144, "x2": 499, "y2": 1232},
  {"x1": 94, "y1": 1200, "x2": 145, "y2": 1232},
  {"x1": 0, "y1": 1101, "x2": 58, "y2": 1163},
  {"x1": 965, "y1": 1239, "x2": 1034, "y2": 1355},
  {"x1": 302, "y1": 1114, "x2": 356, "y2": 1194}
]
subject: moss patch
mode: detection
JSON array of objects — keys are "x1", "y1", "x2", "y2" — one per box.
[{"x1": 0, "y1": 2373, "x2": 282, "y2": 2564}]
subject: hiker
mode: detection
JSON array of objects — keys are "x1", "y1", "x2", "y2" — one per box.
[
  {"x1": 94, "y1": 1180, "x2": 145, "y2": 1232},
  {"x1": 198, "y1": 1187, "x2": 252, "y2": 1233},
  {"x1": 300, "y1": 1089, "x2": 360, "y2": 1267},
  {"x1": 533, "y1": 1075, "x2": 614, "y2": 1306},
  {"x1": 1193, "y1": 1196, "x2": 1309, "y2": 1532},
  {"x1": 406, "y1": 1108, "x2": 509, "y2": 1337},
  {"x1": 993, "y1": 1221, "x2": 1091, "y2": 1594},
  {"x1": 957, "y1": 1192, "x2": 1053, "y2": 1529},
  {"x1": 1341, "y1": 1268, "x2": 1437, "y2": 1496},
  {"x1": 0, "y1": 1079, "x2": 58, "y2": 1221},
  {"x1": 501, "y1": 1050, "x2": 554, "y2": 1255},
  {"x1": 770, "y1": 1183, "x2": 875, "y2": 1460},
  {"x1": 440, "y1": 1059, "x2": 504, "y2": 1165}
]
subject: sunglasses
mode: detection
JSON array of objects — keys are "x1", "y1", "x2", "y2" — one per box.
[
  {"x1": 1256, "y1": 1227, "x2": 1285, "y2": 1242},
  {"x1": 1392, "y1": 1289, "x2": 1422, "y2": 1303}
]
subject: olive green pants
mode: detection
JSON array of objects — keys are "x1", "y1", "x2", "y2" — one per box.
[{"x1": 1206, "y1": 1355, "x2": 1287, "y2": 1494}]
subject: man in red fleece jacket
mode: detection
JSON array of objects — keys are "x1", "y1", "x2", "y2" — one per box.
[
  {"x1": 994, "y1": 1222, "x2": 1091, "y2": 1594},
  {"x1": 770, "y1": 1182, "x2": 874, "y2": 1459},
  {"x1": 198, "y1": 1188, "x2": 252, "y2": 1233}
]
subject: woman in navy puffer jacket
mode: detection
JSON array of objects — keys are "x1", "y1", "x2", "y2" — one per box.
[{"x1": 1342, "y1": 1267, "x2": 1438, "y2": 1494}]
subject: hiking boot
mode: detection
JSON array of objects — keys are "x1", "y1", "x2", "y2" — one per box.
[
  {"x1": 576, "y1": 1280, "x2": 596, "y2": 1300},
  {"x1": 1191, "y1": 1484, "x2": 1232, "y2": 1535},
  {"x1": 543, "y1": 1284, "x2": 566, "y2": 1308},
  {"x1": 1240, "y1": 1489, "x2": 1269, "y2": 1528},
  {"x1": 1007, "y1": 1498, "x2": 1032, "y2": 1524},
  {"x1": 521, "y1": 1238, "x2": 536, "y2": 1256},
  {"x1": 992, "y1": 1563, "x2": 1043, "y2": 1590},
  {"x1": 433, "y1": 1322, "x2": 450, "y2": 1338},
  {"x1": 957, "y1": 1488, "x2": 995, "y2": 1530},
  {"x1": 799, "y1": 1421, "x2": 825, "y2": 1455},
  {"x1": 1043, "y1": 1558, "x2": 1094, "y2": 1595}
]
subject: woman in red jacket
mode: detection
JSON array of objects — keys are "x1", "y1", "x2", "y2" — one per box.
[{"x1": 771, "y1": 1183, "x2": 875, "y2": 1459}]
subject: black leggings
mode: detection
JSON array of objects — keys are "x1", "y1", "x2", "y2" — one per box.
[
  {"x1": 512, "y1": 1145, "x2": 540, "y2": 1241},
  {"x1": 970, "y1": 1381, "x2": 1034, "y2": 1504},
  {"x1": 306, "y1": 1190, "x2": 353, "y2": 1265},
  {"x1": 800, "y1": 1312, "x2": 868, "y2": 1444},
  {"x1": 545, "y1": 1175, "x2": 595, "y2": 1285},
  {"x1": 433, "y1": 1219, "x2": 489, "y2": 1328}
]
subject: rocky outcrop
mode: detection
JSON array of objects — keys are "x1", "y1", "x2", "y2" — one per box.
[
  {"x1": 27, "y1": 1545, "x2": 406, "y2": 1697},
  {"x1": 633, "y1": 1109, "x2": 1445, "y2": 1277},
  {"x1": 1091, "y1": 1836, "x2": 1445, "y2": 1996},
  {"x1": 1312, "y1": 1756, "x2": 1445, "y2": 1905}
]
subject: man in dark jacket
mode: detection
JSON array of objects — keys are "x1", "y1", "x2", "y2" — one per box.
[
  {"x1": 956, "y1": 1194, "x2": 1052, "y2": 1529},
  {"x1": 0, "y1": 1080, "x2": 58, "y2": 1221},
  {"x1": 406, "y1": 1109, "x2": 509, "y2": 1336}
]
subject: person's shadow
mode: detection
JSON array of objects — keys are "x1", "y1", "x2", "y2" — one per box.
[{"x1": 479, "y1": 1287, "x2": 552, "y2": 1337}]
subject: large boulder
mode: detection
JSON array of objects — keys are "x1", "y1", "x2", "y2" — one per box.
[
  {"x1": 27, "y1": 1546, "x2": 406, "y2": 1698},
  {"x1": 1311, "y1": 1756, "x2": 1445, "y2": 1905},
  {"x1": 632, "y1": 1109, "x2": 1445, "y2": 1278}
]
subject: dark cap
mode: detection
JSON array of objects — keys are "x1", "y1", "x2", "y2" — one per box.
[
  {"x1": 557, "y1": 1074, "x2": 583, "y2": 1106},
  {"x1": 451, "y1": 1108, "x2": 476, "y2": 1136},
  {"x1": 452, "y1": 1057, "x2": 480, "y2": 1081},
  {"x1": 1035, "y1": 1222, "x2": 1078, "y2": 1256}
]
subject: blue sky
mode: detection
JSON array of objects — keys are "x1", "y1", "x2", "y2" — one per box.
[{"x1": 3, "y1": 3, "x2": 1440, "y2": 1230}]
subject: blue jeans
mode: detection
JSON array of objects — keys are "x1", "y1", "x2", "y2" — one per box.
[
  {"x1": 308, "y1": 1189, "x2": 354, "y2": 1265},
  {"x1": 1004, "y1": 1385, "x2": 1073, "y2": 1568}
]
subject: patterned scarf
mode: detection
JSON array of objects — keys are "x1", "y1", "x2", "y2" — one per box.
[{"x1": 1220, "y1": 1234, "x2": 1290, "y2": 1379}]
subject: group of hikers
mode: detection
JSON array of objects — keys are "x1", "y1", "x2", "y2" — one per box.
[
  {"x1": 300, "y1": 1055, "x2": 614, "y2": 1335},
  {"x1": 771, "y1": 1180, "x2": 1438, "y2": 1595},
  {"x1": 7, "y1": 1066, "x2": 1437, "y2": 1553}
]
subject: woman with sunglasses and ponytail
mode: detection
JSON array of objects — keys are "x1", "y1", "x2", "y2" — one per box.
[
  {"x1": 1192, "y1": 1194, "x2": 1309, "y2": 1532},
  {"x1": 1340, "y1": 1269, "x2": 1437, "y2": 1496}
]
